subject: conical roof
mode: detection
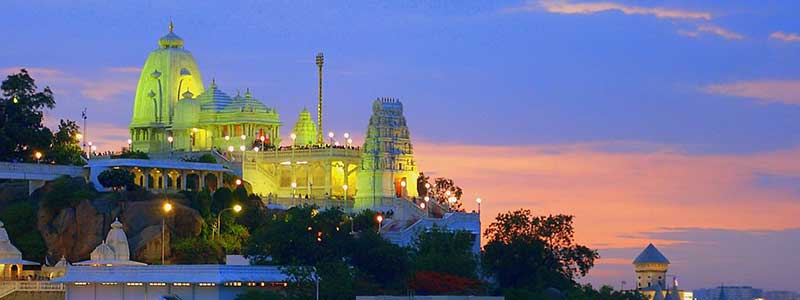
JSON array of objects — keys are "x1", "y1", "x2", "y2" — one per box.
[
  {"x1": 292, "y1": 108, "x2": 318, "y2": 146},
  {"x1": 633, "y1": 243, "x2": 670, "y2": 264},
  {"x1": 197, "y1": 80, "x2": 235, "y2": 112},
  {"x1": 652, "y1": 283, "x2": 665, "y2": 300}
]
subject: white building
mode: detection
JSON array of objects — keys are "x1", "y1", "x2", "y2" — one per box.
[{"x1": 54, "y1": 264, "x2": 288, "y2": 300}]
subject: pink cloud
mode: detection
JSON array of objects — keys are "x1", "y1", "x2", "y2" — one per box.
[
  {"x1": 1, "y1": 66, "x2": 136, "y2": 102},
  {"x1": 704, "y1": 80, "x2": 800, "y2": 105},
  {"x1": 413, "y1": 142, "x2": 800, "y2": 249},
  {"x1": 769, "y1": 31, "x2": 800, "y2": 42},
  {"x1": 678, "y1": 24, "x2": 744, "y2": 40},
  {"x1": 509, "y1": 0, "x2": 712, "y2": 20}
]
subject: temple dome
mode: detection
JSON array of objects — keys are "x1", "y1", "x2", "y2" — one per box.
[
  {"x1": 130, "y1": 22, "x2": 204, "y2": 128},
  {"x1": 224, "y1": 89, "x2": 271, "y2": 113},
  {"x1": 292, "y1": 108, "x2": 318, "y2": 146},
  {"x1": 158, "y1": 21, "x2": 184, "y2": 48},
  {"x1": 197, "y1": 80, "x2": 235, "y2": 112}
]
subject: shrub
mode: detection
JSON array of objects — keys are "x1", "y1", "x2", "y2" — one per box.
[{"x1": 97, "y1": 168, "x2": 135, "y2": 191}]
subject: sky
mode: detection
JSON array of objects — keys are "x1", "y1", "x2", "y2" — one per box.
[{"x1": 2, "y1": 0, "x2": 799, "y2": 292}]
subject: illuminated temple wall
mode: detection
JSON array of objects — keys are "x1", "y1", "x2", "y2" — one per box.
[{"x1": 128, "y1": 25, "x2": 423, "y2": 213}]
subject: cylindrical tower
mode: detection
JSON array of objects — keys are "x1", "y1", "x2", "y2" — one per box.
[{"x1": 315, "y1": 53, "x2": 324, "y2": 144}]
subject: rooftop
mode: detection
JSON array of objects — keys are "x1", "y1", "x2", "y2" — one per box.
[
  {"x1": 54, "y1": 265, "x2": 288, "y2": 284},
  {"x1": 633, "y1": 243, "x2": 670, "y2": 264}
]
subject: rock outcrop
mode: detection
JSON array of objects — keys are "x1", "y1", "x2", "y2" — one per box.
[{"x1": 34, "y1": 180, "x2": 204, "y2": 264}]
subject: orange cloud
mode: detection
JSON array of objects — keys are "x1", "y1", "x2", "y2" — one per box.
[
  {"x1": 413, "y1": 142, "x2": 800, "y2": 249},
  {"x1": 509, "y1": 0, "x2": 712, "y2": 20},
  {"x1": 769, "y1": 31, "x2": 800, "y2": 42},
  {"x1": 678, "y1": 24, "x2": 744, "y2": 40},
  {"x1": 704, "y1": 80, "x2": 800, "y2": 105}
]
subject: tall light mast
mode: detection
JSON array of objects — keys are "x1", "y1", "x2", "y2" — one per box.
[{"x1": 316, "y1": 53, "x2": 324, "y2": 144}]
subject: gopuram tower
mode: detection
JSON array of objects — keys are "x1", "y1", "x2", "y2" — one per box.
[{"x1": 355, "y1": 98, "x2": 419, "y2": 211}]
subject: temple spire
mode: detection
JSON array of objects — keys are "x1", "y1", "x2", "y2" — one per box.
[{"x1": 169, "y1": 20, "x2": 174, "y2": 33}]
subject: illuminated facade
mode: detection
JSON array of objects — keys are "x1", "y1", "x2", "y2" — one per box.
[
  {"x1": 634, "y1": 244, "x2": 693, "y2": 300},
  {"x1": 127, "y1": 23, "x2": 426, "y2": 214}
]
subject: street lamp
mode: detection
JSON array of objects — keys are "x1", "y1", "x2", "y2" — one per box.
[
  {"x1": 227, "y1": 145, "x2": 234, "y2": 161},
  {"x1": 343, "y1": 132, "x2": 350, "y2": 139},
  {"x1": 290, "y1": 133, "x2": 297, "y2": 148},
  {"x1": 328, "y1": 131, "x2": 334, "y2": 145},
  {"x1": 342, "y1": 184, "x2": 348, "y2": 201},
  {"x1": 34, "y1": 151, "x2": 42, "y2": 164},
  {"x1": 161, "y1": 201, "x2": 173, "y2": 264},
  {"x1": 167, "y1": 136, "x2": 174, "y2": 157},
  {"x1": 235, "y1": 179, "x2": 242, "y2": 186},
  {"x1": 376, "y1": 215, "x2": 384, "y2": 233},
  {"x1": 476, "y1": 197, "x2": 482, "y2": 214},
  {"x1": 241, "y1": 134, "x2": 246, "y2": 141},
  {"x1": 215, "y1": 204, "x2": 243, "y2": 240},
  {"x1": 240, "y1": 145, "x2": 246, "y2": 161},
  {"x1": 224, "y1": 135, "x2": 230, "y2": 141}
]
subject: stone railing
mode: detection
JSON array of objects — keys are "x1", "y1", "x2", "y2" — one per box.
[{"x1": 0, "y1": 281, "x2": 64, "y2": 298}]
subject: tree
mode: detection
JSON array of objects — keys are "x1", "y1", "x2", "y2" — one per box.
[
  {"x1": 48, "y1": 119, "x2": 85, "y2": 165},
  {"x1": 411, "y1": 225, "x2": 478, "y2": 279},
  {"x1": 0, "y1": 69, "x2": 55, "y2": 162},
  {"x1": 418, "y1": 177, "x2": 464, "y2": 211},
  {"x1": 0, "y1": 202, "x2": 47, "y2": 262},
  {"x1": 482, "y1": 209, "x2": 598, "y2": 292},
  {"x1": 212, "y1": 187, "x2": 233, "y2": 213},
  {"x1": 172, "y1": 237, "x2": 224, "y2": 264},
  {"x1": 97, "y1": 168, "x2": 135, "y2": 191}
]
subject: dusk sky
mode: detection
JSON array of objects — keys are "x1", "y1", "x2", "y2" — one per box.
[{"x1": 2, "y1": 0, "x2": 799, "y2": 292}]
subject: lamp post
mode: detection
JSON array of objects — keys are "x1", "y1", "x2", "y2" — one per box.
[
  {"x1": 127, "y1": 138, "x2": 132, "y2": 152},
  {"x1": 88, "y1": 141, "x2": 93, "y2": 158},
  {"x1": 34, "y1": 151, "x2": 42, "y2": 164},
  {"x1": 328, "y1": 131, "x2": 334, "y2": 146},
  {"x1": 400, "y1": 180, "x2": 407, "y2": 198},
  {"x1": 291, "y1": 182, "x2": 297, "y2": 206},
  {"x1": 161, "y1": 201, "x2": 173, "y2": 265},
  {"x1": 424, "y1": 196, "x2": 430, "y2": 217},
  {"x1": 476, "y1": 197, "x2": 482, "y2": 214},
  {"x1": 240, "y1": 145, "x2": 246, "y2": 162},
  {"x1": 227, "y1": 145, "x2": 234, "y2": 161},
  {"x1": 215, "y1": 204, "x2": 242, "y2": 240},
  {"x1": 167, "y1": 136, "x2": 174, "y2": 158},
  {"x1": 376, "y1": 215, "x2": 384, "y2": 233},
  {"x1": 342, "y1": 184, "x2": 348, "y2": 202}
]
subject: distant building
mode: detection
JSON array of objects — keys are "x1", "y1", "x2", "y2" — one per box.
[
  {"x1": 0, "y1": 220, "x2": 40, "y2": 280},
  {"x1": 633, "y1": 243, "x2": 693, "y2": 300},
  {"x1": 694, "y1": 286, "x2": 764, "y2": 300},
  {"x1": 764, "y1": 291, "x2": 800, "y2": 300}
]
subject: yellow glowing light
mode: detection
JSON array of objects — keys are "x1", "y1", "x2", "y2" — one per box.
[
  {"x1": 192, "y1": 128, "x2": 198, "y2": 132},
  {"x1": 224, "y1": 135, "x2": 230, "y2": 141},
  {"x1": 127, "y1": 139, "x2": 132, "y2": 145},
  {"x1": 240, "y1": 134, "x2": 246, "y2": 140},
  {"x1": 163, "y1": 202, "x2": 173, "y2": 213},
  {"x1": 227, "y1": 145, "x2": 234, "y2": 152},
  {"x1": 400, "y1": 181, "x2": 406, "y2": 188},
  {"x1": 34, "y1": 151, "x2": 42, "y2": 160},
  {"x1": 376, "y1": 215, "x2": 384, "y2": 223},
  {"x1": 476, "y1": 197, "x2": 482, "y2": 204},
  {"x1": 167, "y1": 136, "x2": 174, "y2": 143},
  {"x1": 235, "y1": 179, "x2": 242, "y2": 186},
  {"x1": 342, "y1": 184, "x2": 348, "y2": 191},
  {"x1": 290, "y1": 133, "x2": 297, "y2": 140},
  {"x1": 233, "y1": 204, "x2": 242, "y2": 213},
  {"x1": 420, "y1": 202, "x2": 426, "y2": 209},
  {"x1": 76, "y1": 133, "x2": 83, "y2": 140}
]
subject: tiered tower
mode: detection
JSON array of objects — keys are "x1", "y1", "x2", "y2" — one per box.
[
  {"x1": 292, "y1": 108, "x2": 318, "y2": 146},
  {"x1": 315, "y1": 53, "x2": 324, "y2": 144},
  {"x1": 355, "y1": 98, "x2": 419, "y2": 211},
  {"x1": 634, "y1": 243, "x2": 670, "y2": 289}
]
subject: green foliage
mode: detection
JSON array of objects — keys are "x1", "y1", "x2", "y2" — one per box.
[
  {"x1": 218, "y1": 223, "x2": 249, "y2": 254},
  {"x1": 565, "y1": 284, "x2": 648, "y2": 300},
  {"x1": 38, "y1": 176, "x2": 97, "y2": 210},
  {"x1": 280, "y1": 266, "x2": 316, "y2": 300},
  {"x1": 184, "y1": 153, "x2": 217, "y2": 163},
  {"x1": 172, "y1": 237, "x2": 224, "y2": 264},
  {"x1": 418, "y1": 176, "x2": 464, "y2": 211},
  {"x1": 482, "y1": 209, "x2": 599, "y2": 293},
  {"x1": 247, "y1": 205, "x2": 353, "y2": 266},
  {"x1": 234, "y1": 289, "x2": 284, "y2": 300},
  {"x1": 212, "y1": 187, "x2": 233, "y2": 213},
  {"x1": 48, "y1": 119, "x2": 85, "y2": 165},
  {"x1": 0, "y1": 201, "x2": 46, "y2": 262},
  {"x1": 317, "y1": 260, "x2": 355, "y2": 300},
  {"x1": 0, "y1": 69, "x2": 55, "y2": 163},
  {"x1": 195, "y1": 189, "x2": 213, "y2": 217},
  {"x1": 411, "y1": 225, "x2": 478, "y2": 279},
  {"x1": 110, "y1": 150, "x2": 149, "y2": 159},
  {"x1": 350, "y1": 230, "x2": 409, "y2": 293},
  {"x1": 97, "y1": 168, "x2": 135, "y2": 191}
]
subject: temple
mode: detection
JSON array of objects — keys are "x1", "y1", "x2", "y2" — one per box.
[{"x1": 121, "y1": 23, "x2": 455, "y2": 223}]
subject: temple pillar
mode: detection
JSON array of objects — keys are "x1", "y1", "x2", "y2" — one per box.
[
  {"x1": 180, "y1": 171, "x2": 187, "y2": 191},
  {"x1": 161, "y1": 169, "x2": 168, "y2": 192},
  {"x1": 199, "y1": 172, "x2": 206, "y2": 190},
  {"x1": 217, "y1": 172, "x2": 224, "y2": 190},
  {"x1": 143, "y1": 168, "x2": 150, "y2": 191}
]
